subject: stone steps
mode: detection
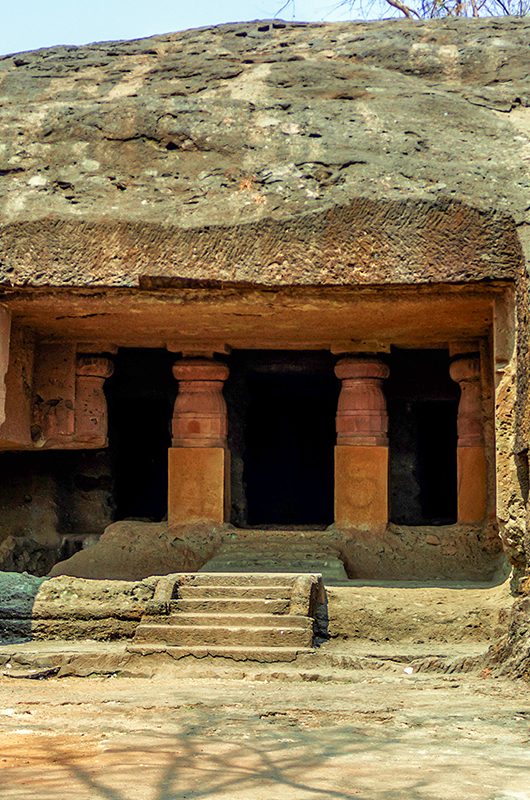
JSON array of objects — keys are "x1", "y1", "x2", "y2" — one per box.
[
  {"x1": 173, "y1": 598, "x2": 290, "y2": 614},
  {"x1": 202, "y1": 557, "x2": 347, "y2": 581},
  {"x1": 166, "y1": 612, "x2": 312, "y2": 628},
  {"x1": 199, "y1": 530, "x2": 348, "y2": 582},
  {"x1": 177, "y1": 572, "x2": 300, "y2": 586},
  {"x1": 127, "y1": 572, "x2": 322, "y2": 662},
  {"x1": 126, "y1": 644, "x2": 314, "y2": 662},
  {"x1": 177, "y1": 584, "x2": 292, "y2": 599},
  {"x1": 134, "y1": 623, "x2": 312, "y2": 647}
]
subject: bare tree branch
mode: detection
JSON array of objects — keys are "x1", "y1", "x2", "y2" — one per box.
[
  {"x1": 385, "y1": 0, "x2": 422, "y2": 17},
  {"x1": 275, "y1": 0, "x2": 530, "y2": 20}
]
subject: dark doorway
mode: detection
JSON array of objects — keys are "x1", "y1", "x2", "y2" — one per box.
[
  {"x1": 105, "y1": 348, "x2": 176, "y2": 521},
  {"x1": 387, "y1": 348, "x2": 459, "y2": 525},
  {"x1": 226, "y1": 351, "x2": 339, "y2": 528}
]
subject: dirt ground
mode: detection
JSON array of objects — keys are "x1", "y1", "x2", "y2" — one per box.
[{"x1": 0, "y1": 669, "x2": 528, "y2": 800}]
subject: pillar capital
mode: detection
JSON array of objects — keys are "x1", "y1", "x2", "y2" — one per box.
[
  {"x1": 334, "y1": 355, "x2": 389, "y2": 446},
  {"x1": 335, "y1": 357, "x2": 390, "y2": 383},
  {"x1": 172, "y1": 358, "x2": 229, "y2": 384},
  {"x1": 76, "y1": 355, "x2": 114, "y2": 380},
  {"x1": 449, "y1": 355, "x2": 481, "y2": 386},
  {"x1": 172, "y1": 358, "x2": 229, "y2": 447}
]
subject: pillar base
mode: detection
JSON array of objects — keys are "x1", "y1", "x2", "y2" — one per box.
[
  {"x1": 168, "y1": 447, "x2": 229, "y2": 525},
  {"x1": 457, "y1": 446, "x2": 487, "y2": 523},
  {"x1": 335, "y1": 445, "x2": 388, "y2": 529}
]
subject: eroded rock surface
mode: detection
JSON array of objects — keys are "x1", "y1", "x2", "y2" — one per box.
[
  {"x1": 0, "y1": 17, "x2": 528, "y2": 287},
  {"x1": 49, "y1": 520, "x2": 224, "y2": 580}
]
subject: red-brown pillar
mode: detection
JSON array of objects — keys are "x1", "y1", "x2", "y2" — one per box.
[
  {"x1": 75, "y1": 355, "x2": 114, "y2": 447},
  {"x1": 168, "y1": 359, "x2": 229, "y2": 525},
  {"x1": 450, "y1": 355, "x2": 487, "y2": 523},
  {"x1": 334, "y1": 356, "x2": 389, "y2": 530}
]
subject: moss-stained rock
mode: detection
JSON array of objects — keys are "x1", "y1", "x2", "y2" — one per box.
[{"x1": 0, "y1": 570, "x2": 48, "y2": 643}]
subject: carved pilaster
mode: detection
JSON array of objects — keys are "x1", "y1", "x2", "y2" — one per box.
[
  {"x1": 0, "y1": 306, "x2": 11, "y2": 428},
  {"x1": 75, "y1": 355, "x2": 114, "y2": 446},
  {"x1": 450, "y1": 355, "x2": 487, "y2": 523}
]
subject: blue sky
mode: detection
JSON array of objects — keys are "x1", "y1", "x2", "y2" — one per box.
[{"x1": 0, "y1": 0, "x2": 382, "y2": 56}]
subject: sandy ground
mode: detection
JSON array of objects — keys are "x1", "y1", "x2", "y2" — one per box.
[{"x1": 0, "y1": 669, "x2": 528, "y2": 800}]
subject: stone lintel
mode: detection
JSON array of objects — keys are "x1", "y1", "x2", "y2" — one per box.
[
  {"x1": 167, "y1": 342, "x2": 231, "y2": 358},
  {"x1": 448, "y1": 339, "x2": 480, "y2": 358},
  {"x1": 76, "y1": 342, "x2": 119, "y2": 355},
  {"x1": 331, "y1": 342, "x2": 391, "y2": 355}
]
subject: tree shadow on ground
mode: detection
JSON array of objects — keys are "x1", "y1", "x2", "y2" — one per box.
[{"x1": 1, "y1": 706, "x2": 528, "y2": 800}]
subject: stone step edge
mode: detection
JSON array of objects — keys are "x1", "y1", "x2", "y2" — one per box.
[
  {"x1": 182, "y1": 572, "x2": 320, "y2": 581},
  {"x1": 136, "y1": 624, "x2": 310, "y2": 634},
  {"x1": 172, "y1": 601, "x2": 290, "y2": 611},
  {"x1": 179, "y1": 585, "x2": 293, "y2": 591},
  {"x1": 170, "y1": 596, "x2": 291, "y2": 613},
  {"x1": 126, "y1": 644, "x2": 315, "y2": 661},
  {"x1": 165, "y1": 613, "x2": 311, "y2": 625}
]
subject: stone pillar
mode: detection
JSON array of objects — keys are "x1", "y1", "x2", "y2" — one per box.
[
  {"x1": 450, "y1": 355, "x2": 487, "y2": 523},
  {"x1": 334, "y1": 356, "x2": 389, "y2": 529},
  {"x1": 168, "y1": 359, "x2": 229, "y2": 525},
  {"x1": 75, "y1": 355, "x2": 114, "y2": 447},
  {"x1": 0, "y1": 306, "x2": 11, "y2": 427}
]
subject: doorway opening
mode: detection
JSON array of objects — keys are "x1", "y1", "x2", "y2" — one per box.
[
  {"x1": 226, "y1": 350, "x2": 339, "y2": 528},
  {"x1": 387, "y1": 347, "x2": 459, "y2": 526},
  {"x1": 105, "y1": 348, "x2": 176, "y2": 522}
]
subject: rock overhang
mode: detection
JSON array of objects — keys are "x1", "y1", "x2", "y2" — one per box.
[{"x1": 0, "y1": 16, "x2": 528, "y2": 289}]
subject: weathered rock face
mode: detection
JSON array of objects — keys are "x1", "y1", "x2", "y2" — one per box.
[
  {"x1": 486, "y1": 596, "x2": 530, "y2": 680},
  {"x1": 0, "y1": 570, "x2": 160, "y2": 642},
  {"x1": 0, "y1": 17, "x2": 528, "y2": 287},
  {"x1": 49, "y1": 520, "x2": 224, "y2": 581}
]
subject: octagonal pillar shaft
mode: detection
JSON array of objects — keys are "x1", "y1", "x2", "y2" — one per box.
[
  {"x1": 334, "y1": 356, "x2": 389, "y2": 530},
  {"x1": 169, "y1": 359, "x2": 229, "y2": 525}
]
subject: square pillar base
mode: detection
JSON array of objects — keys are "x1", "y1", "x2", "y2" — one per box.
[
  {"x1": 168, "y1": 447, "x2": 228, "y2": 525},
  {"x1": 335, "y1": 445, "x2": 388, "y2": 529},
  {"x1": 457, "y1": 446, "x2": 487, "y2": 523}
]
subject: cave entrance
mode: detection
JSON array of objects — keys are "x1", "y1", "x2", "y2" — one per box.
[
  {"x1": 226, "y1": 350, "x2": 339, "y2": 528},
  {"x1": 105, "y1": 348, "x2": 176, "y2": 522},
  {"x1": 387, "y1": 347, "x2": 459, "y2": 526}
]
